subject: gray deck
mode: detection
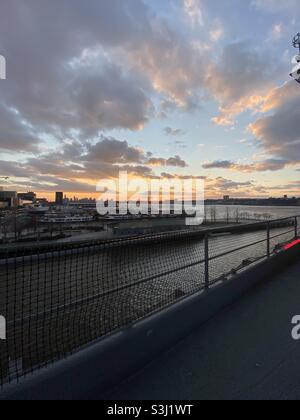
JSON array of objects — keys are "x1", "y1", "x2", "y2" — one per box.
[{"x1": 106, "y1": 259, "x2": 300, "y2": 400}]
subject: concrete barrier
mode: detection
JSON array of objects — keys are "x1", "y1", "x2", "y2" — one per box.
[{"x1": 1, "y1": 242, "x2": 300, "y2": 400}]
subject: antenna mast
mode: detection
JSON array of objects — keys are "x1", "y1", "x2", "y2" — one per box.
[{"x1": 293, "y1": 33, "x2": 300, "y2": 53}]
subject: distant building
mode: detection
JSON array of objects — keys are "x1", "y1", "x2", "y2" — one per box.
[
  {"x1": 55, "y1": 192, "x2": 64, "y2": 206},
  {"x1": 223, "y1": 195, "x2": 230, "y2": 201},
  {"x1": 36, "y1": 198, "x2": 49, "y2": 205},
  {"x1": 18, "y1": 192, "x2": 36, "y2": 202},
  {"x1": 0, "y1": 191, "x2": 18, "y2": 208}
]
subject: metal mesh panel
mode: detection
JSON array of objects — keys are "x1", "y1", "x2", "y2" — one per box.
[{"x1": 0, "y1": 216, "x2": 299, "y2": 387}]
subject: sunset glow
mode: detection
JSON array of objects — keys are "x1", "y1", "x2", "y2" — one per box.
[{"x1": 0, "y1": 0, "x2": 300, "y2": 199}]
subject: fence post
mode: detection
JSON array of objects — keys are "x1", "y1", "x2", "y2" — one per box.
[
  {"x1": 205, "y1": 234, "x2": 209, "y2": 289},
  {"x1": 267, "y1": 222, "x2": 270, "y2": 258},
  {"x1": 295, "y1": 216, "x2": 298, "y2": 238}
]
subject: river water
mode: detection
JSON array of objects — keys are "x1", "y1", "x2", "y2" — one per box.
[{"x1": 207, "y1": 205, "x2": 300, "y2": 221}]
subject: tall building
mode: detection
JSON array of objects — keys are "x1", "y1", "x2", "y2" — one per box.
[
  {"x1": 55, "y1": 192, "x2": 64, "y2": 205},
  {"x1": 0, "y1": 191, "x2": 18, "y2": 208},
  {"x1": 18, "y1": 192, "x2": 36, "y2": 202}
]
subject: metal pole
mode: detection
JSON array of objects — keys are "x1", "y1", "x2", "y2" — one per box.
[
  {"x1": 267, "y1": 222, "x2": 270, "y2": 258},
  {"x1": 205, "y1": 234, "x2": 209, "y2": 289},
  {"x1": 14, "y1": 209, "x2": 17, "y2": 242}
]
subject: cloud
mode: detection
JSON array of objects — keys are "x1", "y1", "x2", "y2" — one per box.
[
  {"x1": 249, "y1": 82, "x2": 300, "y2": 164},
  {"x1": 2, "y1": 52, "x2": 153, "y2": 143},
  {"x1": 160, "y1": 172, "x2": 206, "y2": 180},
  {"x1": 184, "y1": 0, "x2": 204, "y2": 26},
  {"x1": 85, "y1": 137, "x2": 188, "y2": 168},
  {"x1": 171, "y1": 140, "x2": 188, "y2": 149},
  {"x1": 127, "y1": 24, "x2": 207, "y2": 110},
  {"x1": 207, "y1": 42, "x2": 274, "y2": 103},
  {"x1": 69, "y1": 59, "x2": 153, "y2": 135},
  {"x1": 85, "y1": 137, "x2": 145, "y2": 164},
  {"x1": 252, "y1": 0, "x2": 299, "y2": 14},
  {"x1": 269, "y1": 23, "x2": 284, "y2": 41},
  {"x1": 0, "y1": 0, "x2": 284, "y2": 151},
  {"x1": 2, "y1": 136, "x2": 189, "y2": 193},
  {"x1": 209, "y1": 19, "x2": 224, "y2": 43},
  {"x1": 203, "y1": 161, "x2": 233, "y2": 169},
  {"x1": 163, "y1": 127, "x2": 186, "y2": 137},
  {"x1": 0, "y1": 0, "x2": 211, "y2": 146},
  {"x1": 203, "y1": 159, "x2": 288, "y2": 172},
  {"x1": 0, "y1": 104, "x2": 40, "y2": 152},
  {"x1": 1, "y1": 0, "x2": 297, "y2": 194},
  {"x1": 207, "y1": 81, "x2": 300, "y2": 173},
  {"x1": 0, "y1": 0, "x2": 156, "y2": 144},
  {"x1": 212, "y1": 177, "x2": 253, "y2": 189},
  {"x1": 208, "y1": 42, "x2": 281, "y2": 125},
  {"x1": 147, "y1": 155, "x2": 188, "y2": 168},
  {"x1": 205, "y1": 176, "x2": 258, "y2": 198}
]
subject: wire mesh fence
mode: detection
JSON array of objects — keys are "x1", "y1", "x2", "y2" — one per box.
[{"x1": 0, "y1": 216, "x2": 299, "y2": 388}]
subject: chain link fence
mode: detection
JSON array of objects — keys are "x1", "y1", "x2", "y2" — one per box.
[{"x1": 0, "y1": 216, "x2": 299, "y2": 388}]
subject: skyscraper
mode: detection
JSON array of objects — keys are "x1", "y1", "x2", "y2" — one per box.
[{"x1": 55, "y1": 192, "x2": 63, "y2": 205}]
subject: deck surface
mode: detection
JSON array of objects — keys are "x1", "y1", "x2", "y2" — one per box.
[{"x1": 106, "y1": 260, "x2": 300, "y2": 400}]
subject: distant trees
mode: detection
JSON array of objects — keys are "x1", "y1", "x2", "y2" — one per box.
[
  {"x1": 203, "y1": 206, "x2": 273, "y2": 225},
  {"x1": 209, "y1": 207, "x2": 217, "y2": 223}
]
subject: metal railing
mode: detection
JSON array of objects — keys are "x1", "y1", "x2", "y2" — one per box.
[{"x1": 0, "y1": 215, "x2": 299, "y2": 388}]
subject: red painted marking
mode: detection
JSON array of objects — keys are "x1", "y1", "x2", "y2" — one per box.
[{"x1": 283, "y1": 239, "x2": 300, "y2": 251}]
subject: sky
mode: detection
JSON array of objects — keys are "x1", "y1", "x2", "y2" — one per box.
[{"x1": 0, "y1": 0, "x2": 299, "y2": 200}]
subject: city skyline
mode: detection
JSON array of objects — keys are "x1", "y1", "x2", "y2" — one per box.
[{"x1": 0, "y1": 0, "x2": 300, "y2": 199}]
